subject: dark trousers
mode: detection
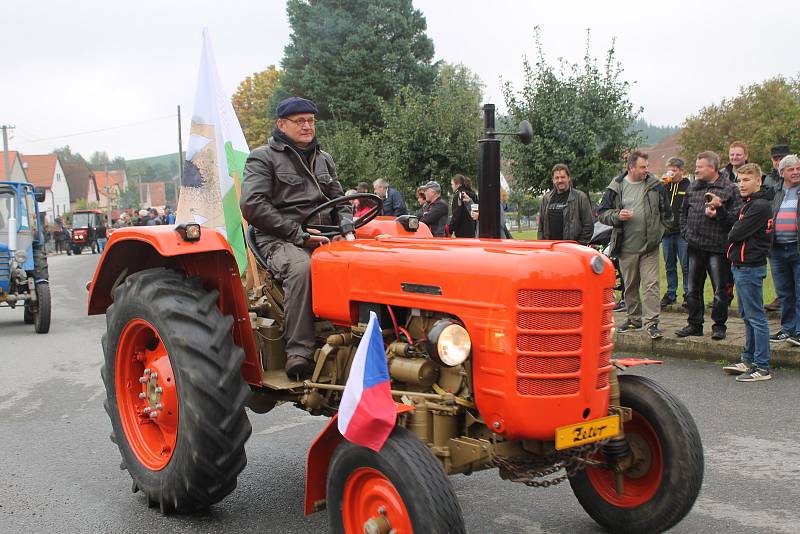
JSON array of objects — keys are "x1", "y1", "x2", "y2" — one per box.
[{"x1": 686, "y1": 246, "x2": 730, "y2": 331}]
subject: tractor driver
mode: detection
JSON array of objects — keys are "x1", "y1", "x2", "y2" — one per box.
[{"x1": 240, "y1": 97, "x2": 352, "y2": 379}]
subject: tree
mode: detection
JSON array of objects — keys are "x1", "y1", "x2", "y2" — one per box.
[
  {"x1": 89, "y1": 151, "x2": 109, "y2": 170},
  {"x1": 278, "y1": 0, "x2": 436, "y2": 128},
  {"x1": 375, "y1": 63, "x2": 483, "y2": 197},
  {"x1": 679, "y1": 77, "x2": 800, "y2": 170},
  {"x1": 232, "y1": 66, "x2": 283, "y2": 148},
  {"x1": 629, "y1": 118, "x2": 679, "y2": 146},
  {"x1": 317, "y1": 121, "x2": 379, "y2": 190},
  {"x1": 503, "y1": 29, "x2": 642, "y2": 194},
  {"x1": 117, "y1": 183, "x2": 141, "y2": 210},
  {"x1": 75, "y1": 199, "x2": 100, "y2": 210},
  {"x1": 52, "y1": 146, "x2": 83, "y2": 163}
]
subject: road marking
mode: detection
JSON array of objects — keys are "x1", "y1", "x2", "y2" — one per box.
[
  {"x1": 706, "y1": 435, "x2": 800, "y2": 481},
  {"x1": 694, "y1": 497, "x2": 800, "y2": 534},
  {"x1": 491, "y1": 513, "x2": 559, "y2": 534},
  {"x1": 255, "y1": 420, "x2": 314, "y2": 436}
]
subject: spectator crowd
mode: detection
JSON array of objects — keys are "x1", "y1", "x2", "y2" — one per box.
[{"x1": 362, "y1": 140, "x2": 797, "y2": 384}]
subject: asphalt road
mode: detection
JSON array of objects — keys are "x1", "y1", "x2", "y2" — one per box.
[{"x1": 1, "y1": 253, "x2": 799, "y2": 534}]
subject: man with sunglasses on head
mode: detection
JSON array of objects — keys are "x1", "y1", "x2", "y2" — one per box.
[{"x1": 241, "y1": 96, "x2": 351, "y2": 379}]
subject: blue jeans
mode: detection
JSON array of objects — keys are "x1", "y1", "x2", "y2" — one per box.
[
  {"x1": 733, "y1": 265, "x2": 771, "y2": 369},
  {"x1": 770, "y1": 242, "x2": 800, "y2": 335},
  {"x1": 97, "y1": 238, "x2": 108, "y2": 253},
  {"x1": 662, "y1": 234, "x2": 688, "y2": 300}
]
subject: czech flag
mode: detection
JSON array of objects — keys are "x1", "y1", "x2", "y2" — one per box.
[{"x1": 337, "y1": 311, "x2": 396, "y2": 452}]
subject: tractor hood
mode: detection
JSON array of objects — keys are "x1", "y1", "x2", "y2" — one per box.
[{"x1": 312, "y1": 237, "x2": 613, "y2": 324}]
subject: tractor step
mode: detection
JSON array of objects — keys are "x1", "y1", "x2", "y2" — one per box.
[{"x1": 261, "y1": 370, "x2": 305, "y2": 390}]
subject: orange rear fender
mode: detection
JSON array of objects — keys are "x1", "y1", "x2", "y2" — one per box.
[{"x1": 87, "y1": 226, "x2": 262, "y2": 386}]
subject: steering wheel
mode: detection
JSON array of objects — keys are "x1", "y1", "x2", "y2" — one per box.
[{"x1": 301, "y1": 193, "x2": 383, "y2": 238}]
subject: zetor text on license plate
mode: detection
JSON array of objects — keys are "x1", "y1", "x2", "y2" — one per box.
[{"x1": 554, "y1": 415, "x2": 620, "y2": 450}]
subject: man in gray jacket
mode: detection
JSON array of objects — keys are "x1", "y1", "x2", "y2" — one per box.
[
  {"x1": 538, "y1": 163, "x2": 594, "y2": 244},
  {"x1": 240, "y1": 97, "x2": 351, "y2": 379},
  {"x1": 598, "y1": 151, "x2": 672, "y2": 339}
]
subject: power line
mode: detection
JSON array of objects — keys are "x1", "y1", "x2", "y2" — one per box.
[{"x1": 25, "y1": 114, "x2": 176, "y2": 142}]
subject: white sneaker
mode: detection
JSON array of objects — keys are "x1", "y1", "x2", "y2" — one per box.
[
  {"x1": 722, "y1": 362, "x2": 751, "y2": 375},
  {"x1": 736, "y1": 367, "x2": 772, "y2": 382}
]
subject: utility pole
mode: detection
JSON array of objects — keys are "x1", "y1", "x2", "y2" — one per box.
[
  {"x1": 104, "y1": 161, "x2": 111, "y2": 223},
  {"x1": 2, "y1": 124, "x2": 15, "y2": 179},
  {"x1": 177, "y1": 105, "x2": 184, "y2": 182}
]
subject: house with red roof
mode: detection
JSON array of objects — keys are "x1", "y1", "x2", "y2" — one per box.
[
  {"x1": 62, "y1": 159, "x2": 100, "y2": 211},
  {"x1": 20, "y1": 154, "x2": 71, "y2": 224},
  {"x1": 0, "y1": 151, "x2": 29, "y2": 182},
  {"x1": 139, "y1": 181, "x2": 167, "y2": 208},
  {"x1": 94, "y1": 169, "x2": 127, "y2": 210}
]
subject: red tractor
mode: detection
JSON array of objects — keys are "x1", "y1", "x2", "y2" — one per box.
[
  {"x1": 69, "y1": 209, "x2": 104, "y2": 255},
  {"x1": 88, "y1": 109, "x2": 703, "y2": 534}
]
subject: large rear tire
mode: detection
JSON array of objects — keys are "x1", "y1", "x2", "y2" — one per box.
[
  {"x1": 568, "y1": 374, "x2": 703, "y2": 534},
  {"x1": 33, "y1": 283, "x2": 51, "y2": 334},
  {"x1": 101, "y1": 268, "x2": 251, "y2": 513},
  {"x1": 327, "y1": 427, "x2": 465, "y2": 534}
]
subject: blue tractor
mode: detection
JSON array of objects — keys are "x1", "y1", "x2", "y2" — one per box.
[{"x1": 0, "y1": 181, "x2": 51, "y2": 333}]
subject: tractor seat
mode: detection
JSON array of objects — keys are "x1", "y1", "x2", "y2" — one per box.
[{"x1": 245, "y1": 226, "x2": 271, "y2": 272}]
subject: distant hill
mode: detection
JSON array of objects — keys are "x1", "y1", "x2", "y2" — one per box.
[
  {"x1": 127, "y1": 152, "x2": 183, "y2": 175},
  {"x1": 629, "y1": 119, "x2": 680, "y2": 146},
  {"x1": 640, "y1": 131, "x2": 683, "y2": 176}
]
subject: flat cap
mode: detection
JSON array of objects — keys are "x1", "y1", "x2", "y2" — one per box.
[
  {"x1": 276, "y1": 97, "x2": 318, "y2": 118},
  {"x1": 771, "y1": 144, "x2": 790, "y2": 158},
  {"x1": 422, "y1": 181, "x2": 441, "y2": 194}
]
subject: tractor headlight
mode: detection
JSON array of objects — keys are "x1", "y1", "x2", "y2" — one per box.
[
  {"x1": 590, "y1": 254, "x2": 605, "y2": 275},
  {"x1": 427, "y1": 320, "x2": 471, "y2": 367},
  {"x1": 175, "y1": 223, "x2": 201, "y2": 242},
  {"x1": 13, "y1": 250, "x2": 27, "y2": 265}
]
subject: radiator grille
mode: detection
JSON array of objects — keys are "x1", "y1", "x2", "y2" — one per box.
[
  {"x1": 598, "y1": 350, "x2": 611, "y2": 368},
  {"x1": 600, "y1": 329, "x2": 613, "y2": 347},
  {"x1": 517, "y1": 311, "x2": 581, "y2": 330},
  {"x1": 0, "y1": 250, "x2": 10, "y2": 283},
  {"x1": 518, "y1": 377, "x2": 580, "y2": 396},
  {"x1": 517, "y1": 356, "x2": 580, "y2": 374},
  {"x1": 603, "y1": 288, "x2": 615, "y2": 304},
  {"x1": 601, "y1": 309, "x2": 614, "y2": 326},
  {"x1": 517, "y1": 289, "x2": 582, "y2": 308},
  {"x1": 596, "y1": 373, "x2": 610, "y2": 389},
  {"x1": 517, "y1": 334, "x2": 581, "y2": 352}
]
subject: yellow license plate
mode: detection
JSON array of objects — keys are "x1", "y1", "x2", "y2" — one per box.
[{"x1": 555, "y1": 415, "x2": 620, "y2": 450}]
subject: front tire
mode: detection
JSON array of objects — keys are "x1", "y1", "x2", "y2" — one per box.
[
  {"x1": 101, "y1": 268, "x2": 251, "y2": 513},
  {"x1": 327, "y1": 427, "x2": 465, "y2": 534},
  {"x1": 568, "y1": 374, "x2": 703, "y2": 534},
  {"x1": 33, "y1": 283, "x2": 51, "y2": 333}
]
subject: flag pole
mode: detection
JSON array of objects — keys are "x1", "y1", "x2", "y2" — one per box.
[{"x1": 231, "y1": 173, "x2": 262, "y2": 288}]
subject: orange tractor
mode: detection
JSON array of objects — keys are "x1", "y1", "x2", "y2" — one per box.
[{"x1": 89, "y1": 106, "x2": 703, "y2": 534}]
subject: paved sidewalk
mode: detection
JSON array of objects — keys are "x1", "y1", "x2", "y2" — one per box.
[{"x1": 613, "y1": 307, "x2": 800, "y2": 369}]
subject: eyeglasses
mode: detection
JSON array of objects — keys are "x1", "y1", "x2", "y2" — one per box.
[{"x1": 284, "y1": 117, "x2": 316, "y2": 127}]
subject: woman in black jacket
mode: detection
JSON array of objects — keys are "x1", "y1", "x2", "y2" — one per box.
[{"x1": 448, "y1": 174, "x2": 478, "y2": 237}]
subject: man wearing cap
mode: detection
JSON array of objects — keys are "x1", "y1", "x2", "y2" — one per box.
[
  {"x1": 419, "y1": 181, "x2": 448, "y2": 236},
  {"x1": 241, "y1": 96, "x2": 351, "y2": 379},
  {"x1": 660, "y1": 157, "x2": 691, "y2": 307}
]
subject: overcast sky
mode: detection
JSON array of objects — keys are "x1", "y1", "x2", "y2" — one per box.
[{"x1": 2, "y1": 0, "x2": 796, "y2": 160}]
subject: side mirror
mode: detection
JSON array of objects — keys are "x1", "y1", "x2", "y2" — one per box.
[
  {"x1": 517, "y1": 120, "x2": 533, "y2": 145},
  {"x1": 34, "y1": 187, "x2": 46, "y2": 203}
]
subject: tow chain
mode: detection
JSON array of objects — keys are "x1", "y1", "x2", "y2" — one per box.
[{"x1": 492, "y1": 441, "x2": 608, "y2": 488}]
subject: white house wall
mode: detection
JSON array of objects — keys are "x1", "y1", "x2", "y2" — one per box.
[
  {"x1": 36, "y1": 160, "x2": 71, "y2": 224},
  {"x1": 51, "y1": 160, "x2": 70, "y2": 220}
]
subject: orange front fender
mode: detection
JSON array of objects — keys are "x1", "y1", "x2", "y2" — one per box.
[
  {"x1": 87, "y1": 225, "x2": 262, "y2": 386},
  {"x1": 304, "y1": 404, "x2": 415, "y2": 516}
]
